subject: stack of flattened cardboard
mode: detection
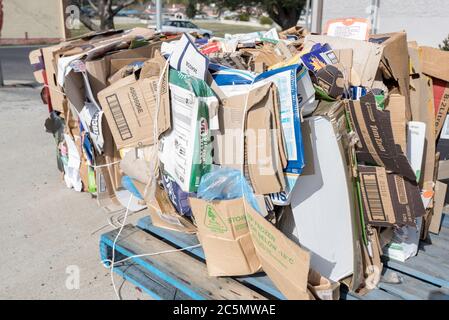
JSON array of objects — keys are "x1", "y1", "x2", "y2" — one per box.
[{"x1": 30, "y1": 21, "x2": 449, "y2": 301}]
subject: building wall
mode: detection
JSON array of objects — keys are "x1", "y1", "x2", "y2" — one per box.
[
  {"x1": 322, "y1": 0, "x2": 449, "y2": 47},
  {"x1": 0, "y1": 0, "x2": 66, "y2": 45}
]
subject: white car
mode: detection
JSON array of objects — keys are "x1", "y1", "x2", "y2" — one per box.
[{"x1": 161, "y1": 20, "x2": 214, "y2": 38}]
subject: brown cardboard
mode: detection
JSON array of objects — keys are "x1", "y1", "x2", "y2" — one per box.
[
  {"x1": 429, "y1": 181, "x2": 447, "y2": 234},
  {"x1": 358, "y1": 165, "x2": 425, "y2": 227},
  {"x1": 420, "y1": 46, "x2": 449, "y2": 83},
  {"x1": 85, "y1": 42, "x2": 162, "y2": 98},
  {"x1": 98, "y1": 54, "x2": 171, "y2": 150},
  {"x1": 190, "y1": 197, "x2": 261, "y2": 277},
  {"x1": 307, "y1": 269, "x2": 340, "y2": 300},
  {"x1": 304, "y1": 35, "x2": 382, "y2": 88},
  {"x1": 101, "y1": 117, "x2": 123, "y2": 192},
  {"x1": 370, "y1": 32, "x2": 411, "y2": 120},
  {"x1": 386, "y1": 94, "x2": 407, "y2": 152},
  {"x1": 433, "y1": 79, "x2": 449, "y2": 137},
  {"x1": 334, "y1": 49, "x2": 353, "y2": 83},
  {"x1": 244, "y1": 197, "x2": 311, "y2": 300},
  {"x1": 41, "y1": 44, "x2": 67, "y2": 112},
  {"x1": 215, "y1": 83, "x2": 287, "y2": 195},
  {"x1": 136, "y1": 182, "x2": 197, "y2": 234},
  {"x1": 409, "y1": 46, "x2": 436, "y2": 187},
  {"x1": 346, "y1": 97, "x2": 416, "y2": 181},
  {"x1": 437, "y1": 160, "x2": 449, "y2": 180},
  {"x1": 358, "y1": 226, "x2": 383, "y2": 294}
]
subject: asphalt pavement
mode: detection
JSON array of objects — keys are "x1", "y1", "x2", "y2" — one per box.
[{"x1": 0, "y1": 46, "x2": 42, "y2": 84}]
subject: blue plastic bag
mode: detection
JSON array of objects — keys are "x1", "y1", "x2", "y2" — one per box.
[{"x1": 197, "y1": 168, "x2": 261, "y2": 213}]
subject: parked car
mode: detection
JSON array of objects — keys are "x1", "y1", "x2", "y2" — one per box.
[
  {"x1": 161, "y1": 20, "x2": 214, "y2": 38},
  {"x1": 116, "y1": 9, "x2": 143, "y2": 18}
]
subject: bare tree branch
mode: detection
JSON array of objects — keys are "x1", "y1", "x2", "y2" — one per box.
[
  {"x1": 80, "y1": 12, "x2": 100, "y2": 31},
  {"x1": 87, "y1": 0, "x2": 98, "y2": 12}
]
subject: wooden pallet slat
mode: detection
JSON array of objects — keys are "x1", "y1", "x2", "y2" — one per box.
[
  {"x1": 137, "y1": 216, "x2": 286, "y2": 300},
  {"x1": 100, "y1": 225, "x2": 268, "y2": 300},
  {"x1": 378, "y1": 269, "x2": 442, "y2": 300},
  {"x1": 100, "y1": 216, "x2": 449, "y2": 300}
]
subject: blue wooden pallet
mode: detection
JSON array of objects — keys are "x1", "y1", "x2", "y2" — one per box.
[
  {"x1": 100, "y1": 224, "x2": 269, "y2": 300},
  {"x1": 100, "y1": 214, "x2": 449, "y2": 300},
  {"x1": 136, "y1": 216, "x2": 284, "y2": 299}
]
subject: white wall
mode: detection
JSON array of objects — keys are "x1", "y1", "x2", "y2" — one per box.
[
  {"x1": 322, "y1": 0, "x2": 449, "y2": 47},
  {"x1": 1, "y1": 0, "x2": 65, "y2": 43}
]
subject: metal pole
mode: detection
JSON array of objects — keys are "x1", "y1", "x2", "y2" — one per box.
[
  {"x1": 156, "y1": 0, "x2": 162, "y2": 32},
  {"x1": 0, "y1": 59, "x2": 4, "y2": 87},
  {"x1": 304, "y1": 0, "x2": 311, "y2": 29},
  {"x1": 311, "y1": 0, "x2": 324, "y2": 34},
  {"x1": 371, "y1": 0, "x2": 380, "y2": 34}
]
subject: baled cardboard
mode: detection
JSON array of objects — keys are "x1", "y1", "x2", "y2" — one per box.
[
  {"x1": 358, "y1": 165, "x2": 425, "y2": 227},
  {"x1": 244, "y1": 197, "x2": 311, "y2": 300},
  {"x1": 98, "y1": 54, "x2": 171, "y2": 150},
  {"x1": 190, "y1": 197, "x2": 261, "y2": 276}
]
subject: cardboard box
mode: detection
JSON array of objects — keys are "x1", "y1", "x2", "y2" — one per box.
[
  {"x1": 136, "y1": 182, "x2": 197, "y2": 234},
  {"x1": 190, "y1": 197, "x2": 261, "y2": 276},
  {"x1": 358, "y1": 165, "x2": 425, "y2": 227},
  {"x1": 346, "y1": 96, "x2": 416, "y2": 181},
  {"x1": 244, "y1": 197, "x2": 311, "y2": 300},
  {"x1": 420, "y1": 46, "x2": 449, "y2": 83},
  {"x1": 41, "y1": 44, "x2": 68, "y2": 112},
  {"x1": 159, "y1": 69, "x2": 217, "y2": 193},
  {"x1": 429, "y1": 181, "x2": 447, "y2": 234},
  {"x1": 308, "y1": 269, "x2": 340, "y2": 300},
  {"x1": 432, "y1": 78, "x2": 449, "y2": 136},
  {"x1": 409, "y1": 45, "x2": 436, "y2": 188},
  {"x1": 215, "y1": 82, "x2": 287, "y2": 195},
  {"x1": 98, "y1": 54, "x2": 171, "y2": 150},
  {"x1": 304, "y1": 35, "x2": 382, "y2": 88},
  {"x1": 369, "y1": 32, "x2": 411, "y2": 120},
  {"x1": 86, "y1": 42, "x2": 162, "y2": 97}
]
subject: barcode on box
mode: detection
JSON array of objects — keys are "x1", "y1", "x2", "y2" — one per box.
[
  {"x1": 361, "y1": 173, "x2": 386, "y2": 222},
  {"x1": 106, "y1": 94, "x2": 132, "y2": 141},
  {"x1": 394, "y1": 175, "x2": 408, "y2": 205}
]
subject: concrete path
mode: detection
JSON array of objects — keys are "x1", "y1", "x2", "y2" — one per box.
[{"x1": 0, "y1": 86, "x2": 149, "y2": 300}]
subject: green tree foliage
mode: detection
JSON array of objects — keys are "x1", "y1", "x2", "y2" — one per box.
[
  {"x1": 440, "y1": 34, "x2": 449, "y2": 51},
  {"x1": 186, "y1": 0, "x2": 197, "y2": 19},
  {"x1": 203, "y1": 0, "x2": 306, "y2": 29}
]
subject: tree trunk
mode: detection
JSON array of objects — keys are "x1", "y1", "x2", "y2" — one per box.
[{"x1": 266, "y1": 3, "x2": 302, "y2": 30}]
